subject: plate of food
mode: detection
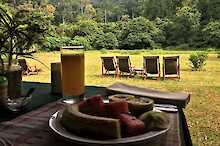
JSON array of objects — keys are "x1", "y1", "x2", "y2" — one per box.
[{"x1": 49, "y1": 95, "x2": 170, "y2": 146}]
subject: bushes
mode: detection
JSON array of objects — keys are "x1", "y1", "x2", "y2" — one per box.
[
  {"x1": 202, "y1": 21, "x2": 220, "y2": 48},
  {"x1": 165, "y1": 7, "x2": 201, "y2": 47},
  {"x1": 119, "y1": 17, "x2": 161, "y2": 49},
  {"x1": 43, "y1": 36, "x2": 72, "y2": 51},
  {"x1": 189, "y1": 52, "x2": 208, "y2": 70},
  {"x1": 44, "y1": 14, "x2": 219, "y2": 51},
  {"x1": 93, "y1": 32, "x2": 118, "y2": 50},
  {"x1": 72, "y1": 36, "x2": 92, "y2": 50}
]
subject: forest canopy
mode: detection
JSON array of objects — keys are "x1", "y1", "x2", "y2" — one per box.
[{"x1": 0, "y1": 0, "x2": 220, "y2": 51}]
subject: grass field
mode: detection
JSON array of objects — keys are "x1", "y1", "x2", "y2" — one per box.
[{"x1": 23, "y1": 50, "x2": 220, "y2": 146}]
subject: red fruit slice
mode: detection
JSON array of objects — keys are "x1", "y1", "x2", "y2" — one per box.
[
  {"x1": 79, "y1": 95, "x2": 106, "y2": 116},
  {"x1": 105, "y1": 101, "x2": 129, "y2": 118},
  {"x1": 118, "y1": 114, "x2": 145, "y2": 137}
]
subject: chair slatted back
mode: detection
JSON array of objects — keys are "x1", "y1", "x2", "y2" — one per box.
[
  {"x1": 116, "y1": 56, "x2": 131, "y2": 73},
  {"x1": 143, "y1": 56, "x2": 159, "y2": 74},
  {"x1": 163, "y1": 56, "x2": 180, "y2": 79},
  {"x1": 101, "y1": 57, "x2": 116, "y2": 71}
]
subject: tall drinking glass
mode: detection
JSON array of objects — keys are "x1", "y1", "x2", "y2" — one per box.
[{"x1": 61, "y1": 46, "x2": 85, "y2": 104}]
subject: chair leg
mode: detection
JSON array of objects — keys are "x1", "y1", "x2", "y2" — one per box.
[
  {"x1": 115, "y1": 68, "x2": 118, "y2": 78},
  {"x1": 142, "y1": 72, "x2": 145, "y2": 80},
  {"x1": 157, "y1": 73, "x2": 160, "y2": 80},
  {"x1": 116, "y1": 71, "x2": 120, "y2": 78},
  {"x1": 101, "y1": 66, "x2": 104, "y2": 76},
  {"x1": 145, "y1": 73, "x2": 147, "y2": 80}
]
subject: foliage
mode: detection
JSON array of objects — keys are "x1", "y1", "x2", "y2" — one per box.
[
  {"x1": 189, "y1": 51, "x2": 208, "y2": 70},
  {"x1": 164, "y1": 6, "x2": 201, "y2": 47},
  {"x1": 142, "y1": 0, "x2": 182, "y2": 20},
  {"x1": 1, "y1": 0, "x2": 219, "y2": 50},
  {"x1": 72, "y1": 36, "x2": 92, "y2": 50},
  {"x1": 93, "y1": 32, "x2": 118, "y2": 50},
  {"x1": 61, "y1": 23, "x2": 77, "y2": 38},
  {"x1": 52, "y1": 0, "x2": 81, "y2": 24},
  {"x1": 99, "y1": 22, "x2": 117, "y2": 33},
  {"x1": 119, "y1": 17, "x2": 161, "y2": 49},
  {"x1": 73, "y1": 20, "x2": 103, "y2": 41},
  {"x1": 43, "y1": 36, "x2": 71, "y2": 51},
  {"x1": 0, "y1": 3, "x2": 51, "y2": 72},
  {"x1": 206, "y1": 0, "x2": 220, "y2": 20},
  {"x1": 202, "y1": 21, "x2": 220, "y2": 48}
]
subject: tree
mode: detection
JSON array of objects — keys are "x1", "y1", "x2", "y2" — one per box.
[
  {"x1": 93, "y1": 32, "x2": 118, "y2": 49},
  {"x1": 202, "y1": 21, "x2": 220, "y2": 47},
  {"x1": 165, "y1": 6, "x2": 201, "y2": 46},
  {"x1": 119, "y1": 17, "x2": 161, "y2": 49},
  {"x1": 120, "y1": 0, "x2": 137, "y2": 19},
  {"x1": 0, "y1": 3, "x2": 50, "y2": 71},
  {"x1": 82, "y1": 3, "x2": 96, "y2": 19},
  {"x1": 197, "y1": 0, "x2": 220, "y2": 23},
  {"x1": 53, "y1": 0, "x2": 81, "y2": 24},
  {"x1": 95, "y1": 0, "x2": 116, "y2": 23},
  {"x1": 197, "y1": 0, "x2": 209, "y2": 24},
  {"x1": 207, "y1": 0, "x2": 220, "y2": 20},
  {"x1": 142, "y1": 0, "x2": 183, "y2": 20}
]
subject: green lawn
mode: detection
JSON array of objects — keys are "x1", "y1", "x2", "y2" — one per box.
[{"x1": 23, "y1": 50, "x2": 220, "y2": 146}]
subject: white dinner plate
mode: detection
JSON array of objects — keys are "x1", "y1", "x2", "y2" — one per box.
[{"x1": 49, "y1": 111, "x2": 170, "y2": 146}]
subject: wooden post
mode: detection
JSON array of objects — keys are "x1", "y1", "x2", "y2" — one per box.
[{"x1": 51, "y1": 62, "x2": 62, "y2": 95}]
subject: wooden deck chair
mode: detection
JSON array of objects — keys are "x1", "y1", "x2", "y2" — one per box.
[
  {"x1": 101, "y1": 56, "x2": 117, "y2": 76},
  {"x1": 116, "y1": 56, "x2": 135, "y2": 78},
  {"x1": 143, "y1": 56, "x2": 160, "y2": 80},
  {"x1": 18, "y1": 59, "x2": 39, "y2": 75},
  {"x1": 163, "y1": 56, "x2": 180, "y2": 79}
]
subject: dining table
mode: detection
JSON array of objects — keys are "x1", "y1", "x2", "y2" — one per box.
[{"x1": 0, "y1": 81, "x2": 192, "y2": 146}]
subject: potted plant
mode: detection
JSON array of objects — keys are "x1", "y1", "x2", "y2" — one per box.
[{"x1": 0, "y1": 4, "x2": 49, "y2": 98}]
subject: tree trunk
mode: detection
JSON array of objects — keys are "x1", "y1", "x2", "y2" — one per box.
[
  {"x1": 104, "y1": 9, "x2": 107, "y2": 23},
  {"x1": 51, "y1": 62, "x2": 62, "y2": 95}
]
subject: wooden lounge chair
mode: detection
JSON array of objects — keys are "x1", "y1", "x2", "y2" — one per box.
[
  {"x1": 163, "y1": 56, "x2": 180, "y2": 79},
  {"x1": 116, "y1": 56, "x2": 135, "y2": 78},
  {"x1": 101, "y1": 56, "x2": 117, "y2": 76},
  {"x1": 143, "y1": 56, "x2": 160, "y2": 80},
  {"x1": 18, "y1": 59, "x2": 39, "y2": 75}
]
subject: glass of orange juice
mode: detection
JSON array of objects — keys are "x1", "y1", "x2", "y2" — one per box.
[{"x1": 61, "y1": 46, "x2": 85, "y2": 103}]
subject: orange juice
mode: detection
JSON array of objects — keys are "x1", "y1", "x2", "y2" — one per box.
[{"x1": 61, "y1": 53, "x2": 85, "y2": 97}]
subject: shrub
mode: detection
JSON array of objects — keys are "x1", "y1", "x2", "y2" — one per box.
[
  {"x1": 43, "y1": 36, "x2": 72, "y2": 51},
  {"x1": 119, "y1": 17, "x2": 161, "y2": 49},
  {"x1": 61, "y1": 23, "x2": 78, "y2": 38},
  {"x1": 202, "y1": 21, "x2": 220, "y2": 48},
  {"x1": 72, "y1": 36, "x2": 92, "y2": 50},
  {"x1": 93, "y1": 32, "x2": 118, "y2": 50},
  {"x1": 103, "y1": 32, "x2": 118, "y2": 49},
  {"x1": 189, "y1": 52, "x2": 208, "y2": 70},
  {"x1": 99, "y1": 22, "x2": 117, "y2": 33}
]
